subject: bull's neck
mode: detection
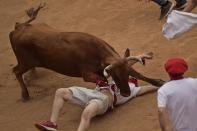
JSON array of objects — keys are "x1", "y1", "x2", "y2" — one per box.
[{"x1": 104, "y1": 54, "x2": 121, "y2": 66}]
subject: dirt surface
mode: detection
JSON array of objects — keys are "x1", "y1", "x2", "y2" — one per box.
[{"x1": 0, "y1": 0, "x2": 197, "y2": 131}]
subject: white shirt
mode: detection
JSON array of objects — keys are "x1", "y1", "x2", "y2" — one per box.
[
  {"x1": 115, "y1": 82, "x2": 141, "y2": 105},
  {"x1": 158, "y1": 78, "x2": 197, "y2": 131},
  {"x1": 96, "y1": 81, "x2": 141, "y2": 106}
]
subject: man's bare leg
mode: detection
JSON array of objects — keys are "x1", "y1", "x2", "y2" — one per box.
[
  {"x1": 137, "y1": 85, "x2": 159, "y2": 96},
  {"x1": 183, "y1": 0, "x2": 197, "y2": 12},
  {"x1": 77, "y1": 101, "x2": 101, "y2": 131},
  {"x1": 50, "y1": 88, "x2": 73, "y2": 124}
]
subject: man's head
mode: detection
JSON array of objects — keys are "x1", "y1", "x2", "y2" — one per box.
[{"x1": 165, "y1": 58, "x2": 188, "y2": 80}]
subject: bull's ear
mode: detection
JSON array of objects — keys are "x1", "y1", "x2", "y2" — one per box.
[{"x1": 124, "y1": 48, "x2": 130, "y2": 58}]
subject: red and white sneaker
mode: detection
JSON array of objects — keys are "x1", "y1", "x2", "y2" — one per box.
[{"x1": 35, "y1": 120, "x2": 58, "y2": 131}]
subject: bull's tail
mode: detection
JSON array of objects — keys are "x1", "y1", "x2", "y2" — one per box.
[
  {"x1": 15, "y1": 3, "x2": 46, "y2": 29},
  {"x1": 9, "y1": 31, "x2": 39, "y2": 72},
  {"x1": 9, "y1": 31, "x2": 16, "y2": 56},
  {"x1": 9, "y1": 31, "x2": 21, "y2": 73}
]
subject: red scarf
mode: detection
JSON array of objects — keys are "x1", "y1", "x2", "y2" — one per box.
[
  {"x1": 96, "y1": 77, "x2": 138, "y2": 87},
  {"x1": 169, "y1": 74, "x2": 184, "y2": 81}
]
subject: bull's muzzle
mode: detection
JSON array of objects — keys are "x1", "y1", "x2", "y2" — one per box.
[{"x1": 120, "y1": 88, "x2": 131, "y2": 97}]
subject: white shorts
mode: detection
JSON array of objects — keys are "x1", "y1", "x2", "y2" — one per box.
[{"x1": 68, "y1": 86, "x2": 109, "y2": 115}]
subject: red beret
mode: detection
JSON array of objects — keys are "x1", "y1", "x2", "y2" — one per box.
[{"x1": 165, "y1": 58, "x2": 188, "y2": 75}]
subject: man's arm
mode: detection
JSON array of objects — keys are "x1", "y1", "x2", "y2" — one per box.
[
  {"x1": 136, "y1": 85, "x2": 158, "y2": 96},
  {"x1": 157, "y1": 89, "x2": 172, "y2": 131},
  {"x1": 158, "y1": 107, "x2": 172, "y2": 131},
  {"x1": 183, "y1": 0, "x2": 197, "y2": 12}
]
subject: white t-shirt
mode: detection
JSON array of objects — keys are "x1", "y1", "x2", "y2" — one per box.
[
  {"x1": 157, "y1": 78, "x2": 197, "y2": 131},
  {"x1": 96, "y1": 81, "x2": 141, "y2": 106}
]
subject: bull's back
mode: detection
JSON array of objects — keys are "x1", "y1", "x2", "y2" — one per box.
[
  {"x1": 12, "y1": 24, "x2": 117, "y2": 58},
  {"x1": 10, "y1": 24, "x2": 119, "y2": 76},
  {"x1": 33, "y1": 32, "x2": 117, "y2": 75}
]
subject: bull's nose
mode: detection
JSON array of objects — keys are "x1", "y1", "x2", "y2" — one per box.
[{"x1": 120, "y1": 91, "x2": 131, "y2": 97}]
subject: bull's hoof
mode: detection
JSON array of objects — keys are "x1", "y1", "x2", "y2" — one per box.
[
  {"x1": 22, "y1": 93, "x2": 30, "y2": 102},
  {"x1": 22, "y1": 97, "x2": 31, "y2": 102}
]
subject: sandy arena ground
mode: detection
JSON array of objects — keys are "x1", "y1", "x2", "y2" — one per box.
[{"x1": 0, "y1": 0, "x2": 197, "y2": 131}]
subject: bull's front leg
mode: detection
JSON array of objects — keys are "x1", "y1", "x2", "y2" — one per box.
[{"x1": 129, "y1": 68, "x2": 165, "y2": 87}]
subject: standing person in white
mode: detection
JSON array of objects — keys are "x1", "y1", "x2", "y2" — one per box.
[{"x1": 157, "y1": 58, "x2": 197, "y2": 131}]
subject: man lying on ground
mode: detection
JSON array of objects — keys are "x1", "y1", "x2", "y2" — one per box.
[
  {"x1": 35, "y1": 76, "x2": 160, "y2": 131},
  {"x1": 158, "y1": 58, "x2": 197, "y2": 131}
]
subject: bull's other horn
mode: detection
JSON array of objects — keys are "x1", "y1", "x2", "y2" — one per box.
[
  {"x1": 103, "y1": 65, "x2": 113, "y2": 78},
  {"x1": 126, "y1": 56, "x2": 143, "y2": 64}
]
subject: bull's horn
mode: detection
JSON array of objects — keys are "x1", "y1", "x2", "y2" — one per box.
[
  {"x1": 126, "y1": 56, "x2": 143, "y2": 64},
  {"x1": 103, "y1": 65, "x2": 113, "y2": 78}
]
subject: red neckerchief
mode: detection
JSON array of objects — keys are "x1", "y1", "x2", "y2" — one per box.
[
  {"x1": 96, "y1": 77, "x2": 138, "y2": 106},
  {"x1": 128, "y1": 77, "x2": 138, "y2": 87},
  {"x1": 96, "y1": 80, "x2": 109, "y2": 87},
  {"x1": 169, "y1": 74, "x2": 184, "y2": 81},
  {"x1": 96, "y1": 77, "x2": 138, "y2": 87}
]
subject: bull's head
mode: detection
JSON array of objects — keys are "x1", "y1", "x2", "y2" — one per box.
[{"x1": 103, "y1": 49, "x2": 163, "y2": 97}]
